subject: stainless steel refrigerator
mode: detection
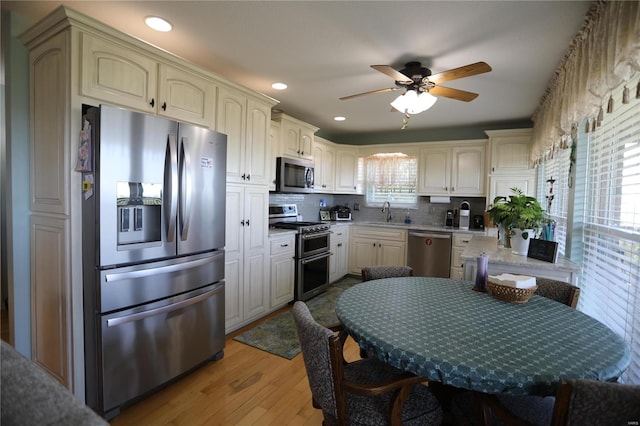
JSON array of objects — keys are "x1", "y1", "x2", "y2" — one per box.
[{"x1": 81, "y1": 105, "x2": 227, "y2": 419}]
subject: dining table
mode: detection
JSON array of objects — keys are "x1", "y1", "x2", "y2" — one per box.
[{"x1": 334, "y1": 277, "x2": 631, "y2": 397}]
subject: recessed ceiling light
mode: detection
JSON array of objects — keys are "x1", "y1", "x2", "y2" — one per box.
[
  {"x1": 145, "y1": 16, "x2": 172, "y2": 32},
  {"x1": 334, "y1": 116, "x2": 346, "y2": 121},
  {"x1": 272, "y1": 82, "x2": 288, "y2": 90}
]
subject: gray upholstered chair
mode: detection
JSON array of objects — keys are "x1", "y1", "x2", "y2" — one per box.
[
  {"x1": 551, "y1": 379, "x2": 640, "y2": 425},
  {"x1": 291, "y1": 301, "x2": 442, "y2": 426},
  {"x1": 1, "y1": 341, "x2": 108, "y2": 426},
  {"x1": 450, "y1": 391, "x2": 555, "y2": 426},
  {"x1": 535, "y1": 278, "x2": 581, "y2": 308},
  {"x1": 361, "y1": 266, "x2": 413, "y2": 282}
]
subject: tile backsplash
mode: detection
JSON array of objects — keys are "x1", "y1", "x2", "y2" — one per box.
[{"x1": 269, "y1": 192, "x2": 486, "y2": 227}]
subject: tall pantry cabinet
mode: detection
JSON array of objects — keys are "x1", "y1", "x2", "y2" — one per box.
[{"x1": 20, "y1": 6, "x2": 277, "y2": 396}]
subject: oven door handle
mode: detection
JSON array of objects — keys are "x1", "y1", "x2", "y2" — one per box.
[
  {"x1": 300, "y1": 251, "x2": 333, "y2": 264},
  {"x1": 301, "y1": 231, "x2": 333, "y2": 240}
]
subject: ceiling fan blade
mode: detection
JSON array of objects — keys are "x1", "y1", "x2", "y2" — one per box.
[
  {"x1": 340, "y1": 87, "x2": 400, "y2": 100},
  {"x1": 428, "y1": 62, "x2": 492, "y2": 84},
  {"x1": 371, "y1": 65, "x2": 413, "y2": 83},
  {"x1": 429, "y1": 85, "x2": 479, "y2": 102}
]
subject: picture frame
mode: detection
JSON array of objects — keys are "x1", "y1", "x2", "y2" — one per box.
[{"x1": 527, "y1": 239, "x2": 559, "y2": 263}]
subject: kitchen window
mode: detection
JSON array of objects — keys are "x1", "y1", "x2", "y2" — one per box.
[
  {"x1": 364, "y1": 153, "x2": 417, "y2": 207},
  {"x1": 578, "y1": 74, "x2": 640, "y2": 384}
]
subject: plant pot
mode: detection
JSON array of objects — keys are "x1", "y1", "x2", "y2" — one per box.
[{"x1": 511, "y1": 228, "x2": 533, "y2": 255}]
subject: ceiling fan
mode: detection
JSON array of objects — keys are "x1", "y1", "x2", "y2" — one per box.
[{"x1": 340, "y1": 61, "x2": 492, "y2": 115}]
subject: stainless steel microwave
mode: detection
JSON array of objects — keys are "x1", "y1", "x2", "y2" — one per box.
[{"x1": 275, "y1": 157, "x2": 314, "y2": 193}]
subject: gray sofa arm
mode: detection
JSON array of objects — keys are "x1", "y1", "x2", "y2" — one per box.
[{"x1": 1, "y1": 341, "x2": 109, "y2": 425}]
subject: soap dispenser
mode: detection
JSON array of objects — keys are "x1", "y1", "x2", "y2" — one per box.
[{"x1": 404, "y1": 211, "x2": 411, "y2": 224}]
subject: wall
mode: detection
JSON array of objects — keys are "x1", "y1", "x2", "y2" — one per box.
[
  {"x1": 1, "y1": 10, "x2": 32, "y2": 355},
  {"x1": 269, "y1": 192, "x2": 486, "y2": 228}
]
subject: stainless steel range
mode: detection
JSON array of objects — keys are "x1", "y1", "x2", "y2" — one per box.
[{"x1": 269, "y1": 204, "x2": 332, "y2": 301}]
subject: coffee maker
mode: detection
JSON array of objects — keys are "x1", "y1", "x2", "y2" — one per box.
[
  {"x1": 445, "y1": 210, "x2": 454, "y2": 228},
  {"x1": 459, "y1": 201, "x2": 470, "y2": 230}
]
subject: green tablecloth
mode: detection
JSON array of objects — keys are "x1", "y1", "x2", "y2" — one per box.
[{"x1": 335, "y1": 277, "x2": 631, "y2": 396}]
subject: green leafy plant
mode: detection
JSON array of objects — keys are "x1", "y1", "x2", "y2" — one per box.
[{"x1": 486, "y1": 187, "x2": 547, "y2": 240}]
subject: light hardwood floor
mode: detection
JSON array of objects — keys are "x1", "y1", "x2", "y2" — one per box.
[{"x1": 110, "y1": 306, "x2": 361, "y2": 426}]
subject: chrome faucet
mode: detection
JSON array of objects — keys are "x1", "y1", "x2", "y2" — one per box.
[{"x1": 381, "y1": 201, "x2": 392, "y2": 223}]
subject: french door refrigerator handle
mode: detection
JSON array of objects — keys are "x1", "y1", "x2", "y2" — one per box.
[
  {"x1": 106, "y1": 282, "x2": 224, "y2": 327},
  {"x1": 179, "y1": 136, "x2": 192, "y2": 240},
  {"x1": 104, "y1": 254, "x2": 221, "y2": 283},
  {"x1": 164, "y1": 134, "x2": 178, "y2": 242}
]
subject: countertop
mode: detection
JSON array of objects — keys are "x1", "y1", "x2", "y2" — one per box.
[
  {"x1": 268, "y1": 221, "x2": 486, "y2": 237},
  {"x1": 461, "y1": 235, "x2": 581, "y2": 273}
]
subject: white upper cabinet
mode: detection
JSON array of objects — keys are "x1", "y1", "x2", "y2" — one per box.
[
  {"x1": 272, "y1": 113, "x2": 317, "y2": 160},
  {"x1": 334, "y1": 147, "x2": 361, "y2": 194},
  {"x1": 218, "y1": 87, "x2": 273, "y2": 185},
  {"x1": 313, "y1": 137, "x2": 336, "y2": 192},
  {"x1": 486, "y1": 129, "x2": 533, "y2": 173},
  {"x1": 81, "y1": 32, "x2": 216, "y2": 127},
  {"x1": 418, "y1": 142, "x2": 486, "y2": 196}
]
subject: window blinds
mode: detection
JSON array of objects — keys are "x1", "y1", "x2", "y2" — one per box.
[
  {"x1": 581, "y1": 75, "x2": 640, "y2": 384},
  {"x1": 541, "y1": 148, "x2": 571, "y2": 255},
  {"x1": 364, "y1": 153, "x2": 418, "y2": 207}
]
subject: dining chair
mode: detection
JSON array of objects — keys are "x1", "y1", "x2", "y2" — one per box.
[
  {"x1": 550, "y1": 378, "x2": 640, "y2": 425},
  {"x1": 534, "y1": 278, "x2": 581, "y2": 308},
  {"x1": 361, "y1": 266, "x2": 414, "y2": 282},
  {"x1": 450, "y1": 391, "x2": 555, "y2": 426},
  {"x1": 291, "y1": 301, "x2": 442, "y2": 426}
]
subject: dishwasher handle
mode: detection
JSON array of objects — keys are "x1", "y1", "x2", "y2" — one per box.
[{"x1": 409, "y1": 232, "x2": 452, "y2": 240}]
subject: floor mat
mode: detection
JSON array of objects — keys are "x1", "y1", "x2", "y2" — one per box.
[{"x1": 232, "y1": 276, "x2": 360, "y2": 359}]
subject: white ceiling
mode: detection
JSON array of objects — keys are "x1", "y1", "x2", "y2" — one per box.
[{"x1": 3, "y1": 1, "x2": 592, "y2": 141}]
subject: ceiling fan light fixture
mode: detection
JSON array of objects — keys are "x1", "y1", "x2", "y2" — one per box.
[{"x1": 390, "y1": 90, "x2": 437, "y2": 114}]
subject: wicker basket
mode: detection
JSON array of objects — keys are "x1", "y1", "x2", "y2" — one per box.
[{"x1": 488, "y1": 282, "x2": 538, "y2": 303}]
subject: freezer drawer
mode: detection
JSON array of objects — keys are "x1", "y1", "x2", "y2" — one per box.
[
  {"x1": 98, "y1": 282, "x2": 224, "y2": 417},
  {"x1": 98, "y1": 250, "x2": 224, "y2": 313},
  {"x1": 407, "y1": 231, "x2": 452, "y2": 278}
]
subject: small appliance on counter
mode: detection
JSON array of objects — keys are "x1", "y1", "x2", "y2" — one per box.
[
  {"x1": 445, "y1": 210, "x2": 455, "y2": 228},
  {"x1": 473, "y1": 214, "x2": 485, "y2": 230},
  {"x1": 459, "y1": 201, "x2": 470, "y2": 230},
  {"x1": 330, "y1": 205, "x2": 352, "y2": 221}
]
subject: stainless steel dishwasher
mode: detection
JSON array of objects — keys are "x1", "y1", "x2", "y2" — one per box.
[{"x1": 407, "y1": 231, "x2": 452, "y2": 277}]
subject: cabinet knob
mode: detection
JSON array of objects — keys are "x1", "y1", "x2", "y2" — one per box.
[
  {"x1": 241, "y1": 173, "x2": 246, "y2": 180},
  {"x1": 246, "y1": 174, "x2": 250, "y2": 181},
  {"x1": 246, "y1": 219, "x2": 250, "y2": 226},
  {"x1": 161, "y1": 102, "x2": 167, "y2": 111},
  {"x1": 149, "y1": 98, "x2": 155, "y2": 107},
  {"x1": 337, "y1": 243, "x2": 342, "y2": 247},
  {"x1": 281, "y1": 243, "x2": 289, "y2": 247},
  {"x1": 240, "y1": 220, "x2": 245, "y2": 226}
]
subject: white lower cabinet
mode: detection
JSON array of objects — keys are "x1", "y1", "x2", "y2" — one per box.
[
  {"x1": 269, "y1": 233, "x2": 295, "y2": 308},
  {"x1": 451, "y1": 233, "x2": 473, "y2": 279},
  {"x1": 224, "y1": 184, "x2": 269, "y2": 333},
  {"x1": 349, "y1": 226, "x2": 407, "y2": 275},
  {"x1": 330, "y1": 225, "x2": 349, "y2": 282}
]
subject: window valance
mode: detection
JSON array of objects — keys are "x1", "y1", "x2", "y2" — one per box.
[{"x1": 531, "y1": 0, "x2": 640, "y2": 163}]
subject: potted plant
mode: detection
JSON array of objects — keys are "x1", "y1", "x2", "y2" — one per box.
[{"x1": 486, "y1": 187, "x2": 546, "y2": 254}]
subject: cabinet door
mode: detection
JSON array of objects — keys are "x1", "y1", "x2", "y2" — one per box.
[
  {"x1": 81, "y1": 33, "x2": 157, "y2": 113},
  {"x1": 224, "y1": 185, "x2": 244, "y2": 331},
  {"x1": 489, "y1": 133, "x2": 532, "y2": 173},
  {"x1": 378, "y1": 240, "x2": 406, "y2": 267},
  {"x1": 335, "y1": 148, "x2": 360, "y2": 193},
  {"x1": 489, "y1": 174, "x2": 536, "y2": 204},
  {"x1": 218, "y1": 89, "x2": 247, "y2": 183},
  {"x1": 299, "y1": 127, "x2": 314, "y2": 160},
  {"x1": 245, "y1": 99, "x2": 271, "y2": 185},
  {"x1": 418, "y1": 146, "x2": 451, "y2": 195},
  {"x1": 271, "y1": 253, "x2": 295, "y2": 307},
  {"x1": 451, "y1": 145, "x2": 485, "y2": 196},
  {"x1": 157, "y1": 64, "x2": 215, "y2": 127},
  {"x1": 348, "y1": 237, "x2": 377, "y2": 274},
  {"x1": 243, "y1": 187, "x2": 269, "y2": 319},
  {"x1": 281, "y1": 122, "x2": 302, "y2": 158}
]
